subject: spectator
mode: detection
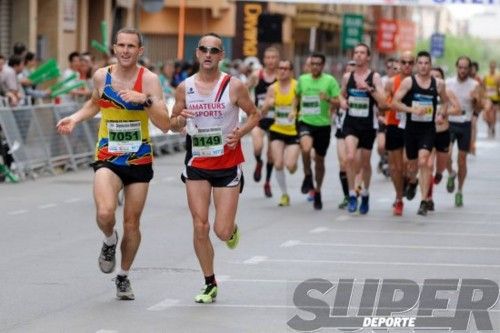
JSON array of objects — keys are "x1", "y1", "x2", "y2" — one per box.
[
  {"x1": 171, "y1": 61, "x2": 188, "y2": 87},
  {"x1": 159, "y1": 60, "x2": 175, "y2": 99},
  {"x1": 13, "y1": 42, "x2": 27, "y2": 58},
  {"x1": 18, "y1": 51, "x2": 50, "y2": 101},
  {"x1": 0, "y1": 54, "x2": 24, "y2": 106}
]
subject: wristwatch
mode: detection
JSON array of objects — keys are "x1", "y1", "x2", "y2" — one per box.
[{"x1": 142, "y1": 95, "x2": 153, "y2": 108}]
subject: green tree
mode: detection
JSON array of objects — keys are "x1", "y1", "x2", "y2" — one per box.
[{"x1": 416, "y1": 35, "x2": 500, "y2": 76}]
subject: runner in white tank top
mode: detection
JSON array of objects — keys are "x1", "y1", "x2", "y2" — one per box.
[{"x1": 169, "y1": 33, "x2": 260, "y2": 304}]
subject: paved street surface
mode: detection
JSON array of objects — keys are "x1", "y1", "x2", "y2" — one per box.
[{"x1": 2, "y1": 125, "x2": 500, "y2": 333}]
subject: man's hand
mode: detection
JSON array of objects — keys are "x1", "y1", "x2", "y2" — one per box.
[
  {"x1": 56, "y1": 117, "x2": 76, "y2": 135},
  {"x1": 226, "y1": 127, "x2": 242, "y2": 149},
  {"x1": 118, "y1": 90, "x2": 147, "y2": 105}
]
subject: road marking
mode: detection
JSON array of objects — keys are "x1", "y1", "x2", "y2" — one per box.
[
  {"x1": 243, "y1": 256, "x2": 268, "y2": 265},
  {"x1": 64, "y1": 198, "x2": 81, "y2": 203},
  {"x1": 280, "y1": 240, "x2": 301, "y2": 248},
  {"x1": 161, "y1": 176, "x2": 176, "y2": 182},
  {"x1": 38, "y1": 203, "x2": 57, "y2": 209},
  {"x1": 332, "y1": 215, "x2": 500, "y2": 226},
  {"x1": 285, "y1": 241, "x2": 500, "y2": 251},
  {"x1": 307, "y1": 228, "x2": 500, "y2": 238},
  {"x1": 96, "y1": 330, "x2": 118, "y2": 333},
  {"x1": 217, "y1": 275, "x2": 231, "y2": 282},
  {"x1": 147, "y1": 298, "x2": 180, "y2": 311},
  {"x1": 8, "y1": 210, "x2": 28, "y2": 215},
  {"x1": 309, "y1": 227, "x2": 329, "y2": 234},
  {"x1": 259, "y1": 258, "x2": 500, "y2": 269}
]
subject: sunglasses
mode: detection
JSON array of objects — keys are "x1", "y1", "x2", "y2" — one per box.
[
  {"x1": 401, "y1": 60, "x2": 414, "y2": 65},
  {"x1": 198, "y1": 45, "x2": 222, "y2": 55},
  {"x1": 310, "y1": 62, "x2": 323, "y2": 66}
]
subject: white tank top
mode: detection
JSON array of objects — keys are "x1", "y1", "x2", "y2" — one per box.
[
  {"x1": 446, "y1": 77, "x2": 478, "y2": 123},
  {"x1": 184, "y1": 73, "x2": 244, "y2": 169}
]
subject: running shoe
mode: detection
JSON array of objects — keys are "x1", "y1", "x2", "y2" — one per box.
[
  {"x1": 406, "y1": 180, "x2": 418, "y2": 201},
  {"x1": 279, "y1": 194, "x2": 290, "y2": 207},
  {"x1": 306, "y1": 190, "x2": 315, "y2": 202},
  {"x1": 446, "y1": 173, "x2": 456, "y2": 193},
  {"x1": 338, "y1": 196, "x2": 349, "y2": 209},
  {"x1": 253, "y1": 161, "x2": 263, "y2": 182},
  {"x1": 393, "y1": 200, "x2": 403, "y2": 216},
  {"x1": 434, "y1": 173, "x2": 442, "y2": 185},
  {"x1": 359, "y1": 195, "x2": 369, "y2": 215},
  {"x1": 194, "y1": 283, "x2": 217, "y2": 304},
  {"x1": 264, "y1": 181, "x2": 272, "y2": 198},
  {"x1": 226, "y1": 225, "x2": 240, "y2": 249},
  {"x1": 115, "y1": 275, "x2": 135, "y2": 300},
  {"x1": 417, "y1": 200, "x2": 428, "y2": 216},
  {"x1": 347, "y1": 195, "x2": 358, "y2": 213},
  {"x1": 455, "y1": 192, "x2": 463, "y2": 207},
  {"x1": 301, "y1": 175, "x2": 313, "y2": 194},
  {"x1": 427, "y1": 199, "x2": 435, "y2": 211},
  {"x1": 98, "y1": 230, "x2": 118, "y2": 274},
  {"x1": 313, "y1": 191, "x2": 322, "y2": 210}
]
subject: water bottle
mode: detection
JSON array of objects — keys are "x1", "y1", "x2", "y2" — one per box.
[{"x1": 186, "y1": 118, "x2": 198, "y2": 136}]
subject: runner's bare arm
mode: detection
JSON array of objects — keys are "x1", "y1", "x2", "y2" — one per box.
[
  {"x1": 391, "y1": 76, "x2": 417, "y2": 114},
  {"x1": 142, "y1": 71, "x2": 170, "y2": 132},
  {"x1": 445, "y1": 89, "x2": 461, "y2": 116},
  {"x1": 261, "y1": 83, "x2": 276, "y2": 117},
  {"x1": 339, "y1": 72, "x2": 350, "y2": 110},
  {"x1": 370, "y1": 73, "x2": 387, "y2": 110},
  {"x1": 227, "y1": 78, "x2": 261, "y2": 149},
  {"x1": 436, "y1": 78, "x2": 449, "y2": 116},
  {"x1": 170, "y1": 82, "x2": 189, "y2": 132},
  {"x1": 56, "y1": 69, "x2": 104, "y2": 135}
]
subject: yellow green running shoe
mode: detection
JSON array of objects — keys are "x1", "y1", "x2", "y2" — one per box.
[
  {"x1": 226, "y1": 225, "x2": 240, "y2": 249},
  {"x1": 279, "y1": 194, "x2": 290, "y2": 207},
  {"x1": 455, "y1": 192, "x2": 463, "y2": 207},
  {"x1": 194, "y1": 283, "x2": 217, "y2": 303}
]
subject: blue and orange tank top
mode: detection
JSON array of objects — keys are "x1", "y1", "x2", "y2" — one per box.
[{"x1": 96, "y1": 66, "x2": 152, "y2": 166}]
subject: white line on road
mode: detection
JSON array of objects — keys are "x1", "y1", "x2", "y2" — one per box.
[
  {"x1": 64, "y1": 198, "x2": 81, "y2": 203},
  {"x1": 161, "y1": 176, "x2": 176, "y2": 182},
  {"x1": 243, "y1": 256, "x2": 268, "y2": 264},
  {"x1": 258, "y1": 258, "x2": 500, "y2": 269},
  {"x1": 38, "y1": 203, "x2": 57, "y2": 209},
  {"x1": 284, "y1": 241, "x2": 500, "y2": 251},
  {"x1": 333, "y1": 215, "x2": 500, "y2": 225},
  {"x1": 308, "y1": 227, "x2": 500, "y2": 238},
  {"x1": 8, "y1": 209, "x2": 28, "y2": 215},
  {"x1": 147, "y1": 298, "x2": 180, "y2": 311},
  {"x1": 96, "y1": 330, "x2": 118, "y2": 333}
]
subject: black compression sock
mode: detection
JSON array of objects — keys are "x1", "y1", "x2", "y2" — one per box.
[
  {"x1": 255, "y1": 155, "x2": 262, "y2": 163},
  {"x1": 340, "y1": 171, "x2": 349, "y2": 197},
  {"x1": 205, "y1": 274, "x2": 216, "y2": 286},
  {"x1": 266, "y1": 162, "x2": 273, "y2": 182}
]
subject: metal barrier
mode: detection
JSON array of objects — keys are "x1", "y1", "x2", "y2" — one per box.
[{"x1": 0, "y1": 100, "x2": 185, "y2": 181}]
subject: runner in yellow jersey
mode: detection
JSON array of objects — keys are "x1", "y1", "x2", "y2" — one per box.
[
  {"x1": 261, "y1": 60, "x2": 300, "y2": 206},
  {"x1": 483, "y1": 60, "x2": 500, "y2": 137}
]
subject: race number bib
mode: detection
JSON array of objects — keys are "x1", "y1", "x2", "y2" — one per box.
[
  {"x1": 275, "y1": 106, "x2": 294, "y2": 125},
  {"x1": 191, "y1": 127, "x2": 224, "y2": 157},
  {"x1": 301, "y1": 95, "x2": 321, "y2": 115},
  {"x1": 107, "y1": 121, "x2": 142, "y2": 153},
  {"x1": 486, "y1": 87, "x2": 497, "y2": 98},
  {"x1": 348, "y1": 96, "x2": 370, "y2": 117},
  {"x1": 411, "y1": 100, "x2": 434, "y2": 122}
]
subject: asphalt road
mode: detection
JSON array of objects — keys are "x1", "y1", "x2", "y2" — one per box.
[{"x1": 1, "y1": 125, "x2": 500, "y2": 333}]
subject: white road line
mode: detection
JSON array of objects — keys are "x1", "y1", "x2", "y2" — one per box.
[
  {"x1": 8, "y1": 210, "x2": 28, "y2": 215},
  {"x1": 287, "y1": 241, "x2": 500, "y2": 251},
  {"x1": 308, "y1": 228, "x2": 500, "y2": 238},
  {"x1": 280, "y1": 240, "x2": 301, "y2": 248},
  {"x1": 38, "y1": 203, "x2": 57, "y2": 209},
  {"x1": 64, "y1": 198, "x2": 81, "y2": 203},
  {"x1": 96, "y1": 330, "x2": 118, "y2": 333},
  {"x1": 147, "y1": 298, "x2": 180, "y2": 311},
  {"x1": 161, "y1": 176, "x2": 176, "y2": 182},
  {"x1": 217, "y1": 275, "x2": 231, "y2": 282},
  {"x1": 243, "y1": 256, "x2": 268, "y2": 265},
  {"x1": 309, "y1": 227, "x2": 329, "y2": 234},
  {"x1": 261, "y1": 258, "x2": 500, "y2": 269},
  {"x1": 332, "y1": 216, "x2": 500, "y2": 225}
]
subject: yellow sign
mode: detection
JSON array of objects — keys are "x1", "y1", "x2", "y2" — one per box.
[{"x1": 243, "y1": 4, "x2": 262, "y2": 57}]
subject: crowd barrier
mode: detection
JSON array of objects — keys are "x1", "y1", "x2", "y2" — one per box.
[{"x1": 0, "y1": 98, "x2": 185, "y2": 181}]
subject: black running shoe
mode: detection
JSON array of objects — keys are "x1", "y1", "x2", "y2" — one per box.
[
  {"x1": 301, "y1": 175, "x2": 313, "y2": 194},
  {"x1": 417, "y1": 200, "x2": 428, "y2": 216},
  {"x1": 406, "y1": 180, "x2": 418, "y2": 201},
  {"x1": 313, "y1": 191, "x2": 322, "y2": 210}
]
